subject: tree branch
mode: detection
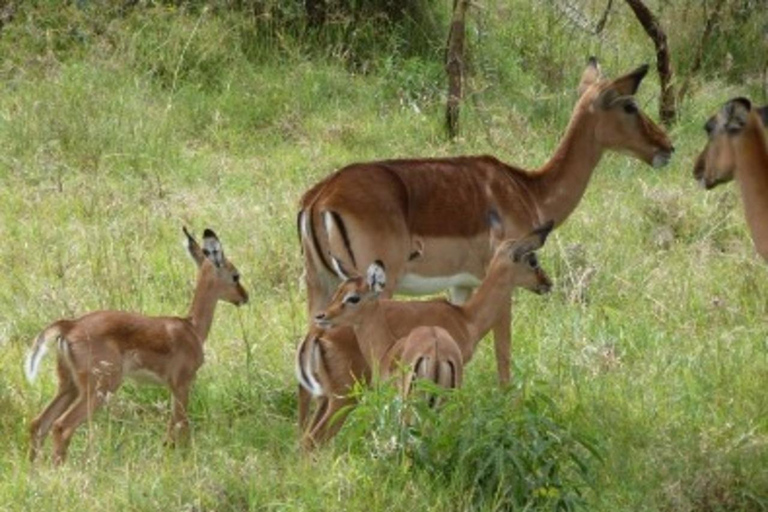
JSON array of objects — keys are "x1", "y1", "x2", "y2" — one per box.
[{"x1": 624, "y1": 0, "x2": 676, "y2": 125}]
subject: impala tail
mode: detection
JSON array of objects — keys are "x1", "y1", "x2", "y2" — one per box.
[
  {"x1": 24, "y1": 321, "x2": 68, "y2": 383},
  {"x1": 295, "y1": 331, "x2": 325, "y2": 397},
  {"x1": 407, "y1": 354, "x2": 460, "y2": 408},
  {"x1": 403, "y1": 329, "x2": 463, "y2": 408}
]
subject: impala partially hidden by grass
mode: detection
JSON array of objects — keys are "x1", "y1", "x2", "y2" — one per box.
[
  {"x1": 298, "y1": 221, "x2": 553, "y2": 447},
  {"x1": 25, "y1": 228, "x2": 248, "y2": 465}
]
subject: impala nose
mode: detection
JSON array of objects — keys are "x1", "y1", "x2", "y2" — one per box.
[{"x1": 313, "y1": 313, "x2": 331, "y2": 328}]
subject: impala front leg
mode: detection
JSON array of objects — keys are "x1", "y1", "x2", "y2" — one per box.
[
  {"x1": 167, "y1": 382, "x2": 191, "y2": 446},
  {"x1": 492, "y1": 295, "x2": 513, "y2": 387}
]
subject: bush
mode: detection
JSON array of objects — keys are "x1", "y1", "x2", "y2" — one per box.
[{"x1": 341, "y1": 380, "x2": 603, "y2": 511}]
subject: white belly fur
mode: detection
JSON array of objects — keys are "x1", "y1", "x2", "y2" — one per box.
[{"x1": 398, "y1": 272, "x2": 481, "y2": 295}]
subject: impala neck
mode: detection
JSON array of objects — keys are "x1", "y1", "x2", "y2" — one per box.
[
  {"x1": 533, "y1": 99, "x2": 603, "y2": 225},
  {"x1": 187, "y1": 264, "x2": 219, "y2": 343},
  {"x1": 734, "y1": 120, "x2": 768, "y2": 260},
  {"x1": 461, "y1": 260, "x2": 515, "y2": 349},
  {"x1": 352, "y1": 302, "x2": 395, "y2": 370}
]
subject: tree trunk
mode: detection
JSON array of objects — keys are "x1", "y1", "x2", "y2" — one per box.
[
  {"x1": 445, "y1": 0, "x2": 470, "y2": 140},
  {"x1": 624, "y1": 0, "x2": 676, "y2": 125},
  {"x1": 677, "y1": 0, "x2": 727, "y2": 105},
  {"x1": 305, "y1": 0, "x2": 326, "y2": 28}
]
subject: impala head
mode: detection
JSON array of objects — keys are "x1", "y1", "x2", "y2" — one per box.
[
  {"x1": 578, "y1": 57, "x2": 674, "y2": 168},
  {"x1": 184, "y1": 227, "x2": 249, "y2": 306},
  {"x1": 490, "y1": 221, "x2": 554, "y2": 295},
  {"x1": 314, "y1": 259, "x2": 386, "y2": 329},
  {"x1": 693, "y1": 99, "x2": 768, "y2": 189}
]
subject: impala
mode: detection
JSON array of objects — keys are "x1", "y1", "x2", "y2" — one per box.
[
  {"x1": 25, "y1": 228, "x2": 248, "y2": 464},
  {"x1": 693, "y1": 102, "x2": 768, "y2": 189},
  {"x1": 298, "y1": 57, "x2": 674, "y2": 390},
  {"x1": 298, "y1": 221, "x2": 552, "y2": 447},
  {"x1": 694, "y1": 98, "x2": 768, "y2": 260}
]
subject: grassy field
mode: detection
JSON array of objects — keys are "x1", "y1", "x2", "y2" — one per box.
[{"x1": 0, "y1": 2, "x2": 766, "y2": 510}]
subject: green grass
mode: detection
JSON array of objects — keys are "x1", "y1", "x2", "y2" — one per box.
[{"x1": 1, "y1": 2, "x2": 767, "y2": 511}]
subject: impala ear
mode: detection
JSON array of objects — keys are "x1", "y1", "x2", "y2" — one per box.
[
  {"x1": 578, "y1": 56, "x2": 603, "y2": 96},
  {"x1": 366, "y1": 260, "x2": 386, "y2": 295},
  {"x1": 202, "y1": 228, "x2": 224, "y2": 268},
  {"x1": 488, "y1": 208, "x2": 504, "y2": 245},
  {"x1": 758, "y1": 106, "x2": 768, "y2": 127},
  {"x1": 184, "y1": 226, "x2": 205, "y2": 266},
  {"x1": 609, "y1": 64, "x2": 648, "y2": 96},
  {"x1": 723, "y1": 97, "x2": 751, "y2": 134},
  {"x1": 511, "y1": 221, "x2": 554, "y2": 262}
]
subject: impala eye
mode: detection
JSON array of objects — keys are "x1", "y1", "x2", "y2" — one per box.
[
  {"x1": 623, "y1": 102, "x2": 638, "y2": 114},
  {"x1": 233, "y1": 274, "x2": 240, "y2": 283},
  {"x1": 705, "y1": 118, "x2": 716, "y2": 136},
  {"x1": 344, "y1": 294, "x2": 361, "y2": 305},
  {"x1": 528, "y1": 254, "x2": 539, "y2": 268}
]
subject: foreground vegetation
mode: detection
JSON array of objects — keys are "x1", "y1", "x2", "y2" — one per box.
[{"x1": 0, "y1": 1, "x2": 766, "y2": 510}]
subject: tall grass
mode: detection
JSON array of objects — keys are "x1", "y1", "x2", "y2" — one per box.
[{"x1": 0, "y1": 2, "x2": 766, "y2": 511}]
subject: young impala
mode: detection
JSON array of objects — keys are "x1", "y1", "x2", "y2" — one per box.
[
  {"x1": 298, "y1": 57, "x2": 674, "y2": 392},
  {"x1": 693, "y1": 98, "x2": 768, "y2": 260},
  {"x1": 25, "y1": 228, "x2": 248, "y2": 465},
  {"x1": 297, "y1": 221, "x2": 552, "y2": 447}
]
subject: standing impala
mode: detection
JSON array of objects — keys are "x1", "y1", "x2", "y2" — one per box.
[
  {"x1": 693, "y1": 98, "x2": 768, "y2": 260},
  {"x1": 25, "y1": 228, "x2": 248, "y2": 465},
  {"x1": 298, "y1": 222, "x2": 552, "y2": 447},
  {"x1": 298, "y1": 58, "x2": 674, "y2": 391}
]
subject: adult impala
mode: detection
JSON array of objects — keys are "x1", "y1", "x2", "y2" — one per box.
[
  {"x1": 694, "y1": 98, "x2": 768, "y2": 260},
  {"x1": 298, "y1": 222, "x2": 552, "y2": 447},
  {"x1": 298, "y1": 57, "x2": 674, "y2": 388},
  {"x1": 25, "y1": 228, "x2": 248, "y2": 464}
]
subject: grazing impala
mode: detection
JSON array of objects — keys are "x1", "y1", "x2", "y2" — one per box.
[
  {"x1": 298, "y1": 57, "x2": 674, "y2": 391},
  {"x1": 298, "y1": 222, "x2": 552, "y2": 447},
  {"x1": 694, "y1": 98, "x2": 768, "y2": 260},
  {"x1": 25, "y1": 228, "x2": 248, "y2": 464}
]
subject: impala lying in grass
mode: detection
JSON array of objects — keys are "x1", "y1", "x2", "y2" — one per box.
[
  {"x1": 693, "y1": 98, "x2": 768, "y2": 260},
  {"x1": 25, "y1": 228, "x2": 248, "y2": 465},
  {"x1": 298, "y1": 57, "x2": 674, "y2": 413},
  {"x1": 297, "y1": 221, "x2": 553, "y2": 447}
]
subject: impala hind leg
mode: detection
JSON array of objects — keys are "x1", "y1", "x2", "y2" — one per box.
[
  {"x1": 29, "y1": 362, "x2": 78, "y2": 462},
  {"x1": 303, "y1": 396, "x2": 354, "y2": 450},
  {"x1": 298, "y1": 385, "x2": 314, "y2": 431},
  {"x1": 51, "y1": 376, "x2": 113, "y2": 465},
  {"x1": 492, "y1": 297, "x2": 513, "y2": 387}
]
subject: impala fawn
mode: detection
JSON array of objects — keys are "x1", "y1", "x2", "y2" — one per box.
[{"x1": 25, "y1": 227, "x2": 248, "y2": 464}]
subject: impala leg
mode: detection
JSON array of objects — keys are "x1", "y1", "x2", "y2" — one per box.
[
  {"x1": 51, "y1": 378, "x2": 109, "y2": 466},
  {"x1": 301, "y1": 395, "x2": 329, "y2": 450},
  {"x1": 298, "y1": 385, "x2": 316, "y2": 431},
  {"x1": 303, "y1": 395, "x2": 354, "y2": 450},
  {"x1": 492, "y1": 295, "x2": 513, "y2": 387},
  {"x1": 167, "y1": 380, "x2": 192, "y2": 446},
  {"x1": 29, "y1": 379, "x2": 78, "y2": 462}
]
